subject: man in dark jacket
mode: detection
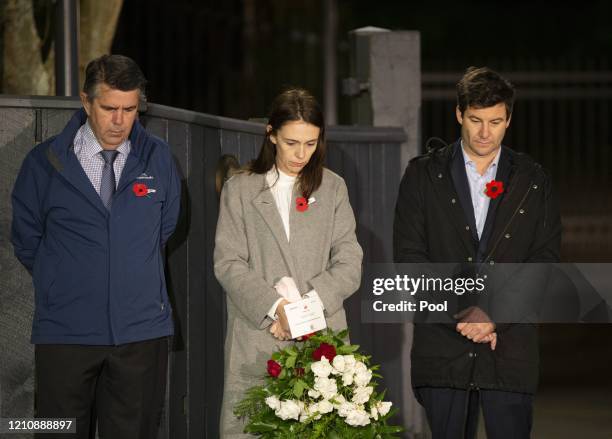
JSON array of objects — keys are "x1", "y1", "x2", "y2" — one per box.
[
  {"x1": 11, "y1": 55, "x2": 181, "y2": 439},
  {"x1": 394, "y1": 67, "x2": 561, "y2": 438}
]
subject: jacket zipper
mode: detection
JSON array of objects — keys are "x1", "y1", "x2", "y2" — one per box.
[{"x1": 482, "y1": 182, "x2": 534, "y2": 264}]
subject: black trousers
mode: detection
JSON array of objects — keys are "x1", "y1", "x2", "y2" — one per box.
[
  {"x1": 35, "y1": 337, "x2": 168, "y2": 439},
  {"x1": 414, "y1": 387, "x2": 534, "y2": 439}
]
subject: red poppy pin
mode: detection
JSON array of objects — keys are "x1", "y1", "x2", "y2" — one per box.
[
  {"x1": 485, "y1": 180, "x2": 504, "y2": 199},
  {"x1": 296, "y1": 197, "x2": 308, "y2": 212},
  {"x1": 133, "y1": 183, "x2": 148, "y2": 197}
]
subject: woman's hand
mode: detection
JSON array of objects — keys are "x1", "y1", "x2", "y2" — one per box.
[
  {"x1": 270, "y1": 299, "x2": 292, "y2": 341},
  {"x1": 269, "y1": 321, "x2": 291, "y2": 341}
]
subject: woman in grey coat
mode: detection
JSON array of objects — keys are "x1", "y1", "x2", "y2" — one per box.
[{"x1": 214, "y1": 88, "x2": 363, "y2": 438}]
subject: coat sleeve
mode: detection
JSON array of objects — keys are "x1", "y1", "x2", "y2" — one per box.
[
  {"x1": 393, "y1": 160, "x2": 430, "y2": 263},
  {"x1": 11, "y1": 151, "x2": 47, "y2": 274},
  {"x1": 160, "y1": 151, "x2": 182, "y2": 247},
  {"x1": 213, "y1": 178, "x2": 280, "y2": 328},
  {"x1": 307, "y1": 179, "x2": 363, "y2": 316}
]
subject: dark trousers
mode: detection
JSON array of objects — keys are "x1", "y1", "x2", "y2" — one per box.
[
  {"x1": 414, "y1": 387, "x2": 534, "y2": 439},
  {"x1": 35, "y1": 337, "x2": 168, "y2": 439}
]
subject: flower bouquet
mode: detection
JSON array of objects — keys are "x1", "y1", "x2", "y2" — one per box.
[{"x1": 234, "y1": 329, "x2": 403, "y2": 438}]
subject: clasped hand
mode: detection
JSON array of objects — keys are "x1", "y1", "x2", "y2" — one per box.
[
  {"x1": 269, "y1": 299, "x2": 292, "y2": 341},
  {"x1": 454, "y1": 306, "x2": 497, "y2": 350}
]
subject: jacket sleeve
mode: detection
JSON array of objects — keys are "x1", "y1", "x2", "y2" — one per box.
[
  {"x1": 213, "y1": 178, "x2": 280, "y2": 328},
  {"x1": 306, "y1": 179, "x2": 363, "y2": 316},
  {"x1": 393, "y1": 160, "x2": 430, "y2": 263},
  {"x1": 11, "y1": 151, "x2": 47, "y2": 274},
  {"x1": 160, "y1": 151, "x2": 182, "y2": 247}
]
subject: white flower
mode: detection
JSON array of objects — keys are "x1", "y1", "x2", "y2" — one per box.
[
  {"x1": 300, "y1": 403, "x2": 321, "y2": 422},
  {"x1": 337, "y1": 401, "x2": 356, "y2": 418},
  {"x1": 353, "y1": 362, "x2": 372, "y2": 387},
  {"x1": 330, "y1": 394, "x2": 346, "y2": 409},
  {"x1": 352, "y1": 386, "x2": 374, "y2": 404},
  {"x1": 342, "y1": 371, "x2": 354, "y2": 386},
  {"x1": 265, "y1": 395, "x2": 281, "y2": 411},
  {"x1": 376, "y1": 401, "x2": 392, "y2": 416},
  {"x1": 331, "y1": 355, "x2": 345, "y2": 374},
  {"x1": 316, "y1": 399, "x2": 334, "y2": 414},
  {"x1": 345, "y1": 407, "x2": 371, "y2": 426},
  {"x1": 308, "y1": 389, "x2": 321, "y2": 399},
  {"x1": 343, "y1": 355, "x2": 357, "y2": 373},
  {"x1": 314, "y1": 376, "x2": 338, "y2": 400},
  {"x1": 311, "y1": 357, "x2": 333, "y2": 378},
  {"x1": 370, "y1": 405, "x2": 379, "y2": 420},
  {"x1": 275, "y1": 399, "x2": 301, "y2": 421}
]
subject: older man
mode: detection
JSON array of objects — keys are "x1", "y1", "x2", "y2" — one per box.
[{"x1": 11, "y1": 55, "x2": 181, "y2": 439}]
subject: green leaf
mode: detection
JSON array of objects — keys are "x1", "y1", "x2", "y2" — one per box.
[
  {"x1": 337, "y1": 344, "x2": 360, "y2": 354},
  {"x1": 286, "y1": 355, "x2": 296, "y2": 368},
  {"x1": 292, "y1": 379, "x2": 306, "y2": 398},
  {"x1": 336, "y1": 329, "x2": 349, "y2": 340},
  {"x1": 245, "y1": 421, "x2": 278, "y2": 433}
]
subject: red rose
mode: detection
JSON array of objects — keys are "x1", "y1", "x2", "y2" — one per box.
[
  {"x1": 133, "y1": 183, "x2": 148, "y2": 197},
  {"x1": 295, "y1": 367, "x2": 305, "y2": 377},
  {"x1": 296, "y1": 197, "x2": 308, "y2": 212},
  {"x1": 267, "y1": 359, "x2": 282, "y2": 378},
  {"x1": 312, "y1": 343, "x2": 337, "y2": 361},
  {"x1": 485, "y1": 180, "x2": 504, "y2": 199}
]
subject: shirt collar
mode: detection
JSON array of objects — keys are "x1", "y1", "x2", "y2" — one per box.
[
  {"x1": 460, "y1": 140, "x2": 501, "y2": 173},
  {"x1": 74, "y1": 120, "x2": 131, "y2": 159}
]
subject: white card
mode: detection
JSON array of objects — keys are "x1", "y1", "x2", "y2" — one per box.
[{"x1": 283, "y1": 296, "x2": 327, "y2": 339}]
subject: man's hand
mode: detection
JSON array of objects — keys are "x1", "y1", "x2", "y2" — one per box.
[
  {"x1": 455, "y1": 306, "x2": 497, "y2": 350},
  {"x1": 456, "y1": 322, "x2": 495, "y2": 342}
]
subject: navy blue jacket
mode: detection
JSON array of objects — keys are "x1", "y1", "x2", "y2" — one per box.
[{"x1": 11, "y1": 109, "x2": 181, "y2": 345}]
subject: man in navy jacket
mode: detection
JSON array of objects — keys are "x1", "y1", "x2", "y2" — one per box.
[{"x1": 11, "y1": 55, "x2": 181, "y2": 438}]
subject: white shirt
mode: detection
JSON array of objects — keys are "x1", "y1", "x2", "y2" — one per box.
[
  {"x1": 461, "y1": 142, "x2": 501, "y2": 239},
  {"x1": 266, "y1": 168, "x2": 296, "y2": 241},
  {"x1": 73, "y1": 120, "x2": 131, "y2": 194},
  {"x1": 264, "y1": 167, "x2": 324, "y2": 320}
]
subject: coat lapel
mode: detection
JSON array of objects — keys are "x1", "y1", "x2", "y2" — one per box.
[
  {"x1": 251, "y1": 176, "x2": 299, "y2": 279},
  {"x1": 48, "y1": 110, "x2": 109, "y2": 216},
  {"x1": 478, "y1": 146, "x2": 513, "y2": 257},
  {"x1": 482, "y1": 147, "x2": 531, "y2": 259},
  {"x1": 116, "y1": 119, "x2": 149, "y2": 194},
  {"x1": 430, "y1": 143, "x2": 479, "y2": 255},
  {"x1": 450, "y1": 143, "x2": 479, "y2": 242}
]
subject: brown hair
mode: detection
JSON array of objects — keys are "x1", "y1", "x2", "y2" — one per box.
[
  {"x1": 248, "y1": 88, "x2": 326, "y2": 199},
  {"x1": 456, "y1": 66, "x2": 515, "y2": 117}
]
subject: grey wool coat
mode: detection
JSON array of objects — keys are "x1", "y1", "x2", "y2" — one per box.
[{"x1": 214, "y1": 168, "x2": 363, "y2": 438}]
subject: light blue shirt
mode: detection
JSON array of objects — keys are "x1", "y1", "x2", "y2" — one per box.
[{"x1": 461, "y1": 142, "x2": 501, "y2": 239}]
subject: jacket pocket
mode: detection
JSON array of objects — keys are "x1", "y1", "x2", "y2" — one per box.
[{"x1": 33, "y1": 249, "x2": 62, "y2": 307}]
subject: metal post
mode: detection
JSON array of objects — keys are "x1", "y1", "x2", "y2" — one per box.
[
  {"x1": 55, "y1": 0, "x2": 80, "y2": 96},
  {"x1": 323, "y1": 0, "x2": 338, "y2": 125}
]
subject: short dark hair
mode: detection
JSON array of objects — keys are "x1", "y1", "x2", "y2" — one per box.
[
  {"x1": 456, "y1": 67, "x2": 515, "y2": 117},
  {"x1": 248, "y1": 87, "x2": 326, "y2": 199},
  {"x1": 82, "y1": 54, "x2": 147, "y2": 101}
]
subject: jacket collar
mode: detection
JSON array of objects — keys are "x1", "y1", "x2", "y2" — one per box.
[
  {"x1": 251, "y1": 174, "x2": 300, "y2": 280},
  {"x1": 47, "y1": 108, "x2": 153, "y2": 216},
  {"x1": 427, "y1": 140, "x2": 518, "y2": 256}
]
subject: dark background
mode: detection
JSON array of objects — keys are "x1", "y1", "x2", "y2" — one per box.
[{"x1": 112, "y1": 0, "x2": 612, "y2": 118}]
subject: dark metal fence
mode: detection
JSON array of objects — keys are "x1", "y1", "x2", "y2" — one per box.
[
  {"x1": 422, "y1": 70, "x2": 612, "y2": 262},
  {"x1": 0, "y1": 96, "x2": 408, "y2": 438}
]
